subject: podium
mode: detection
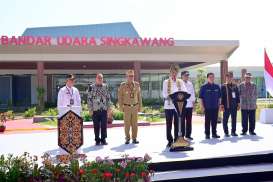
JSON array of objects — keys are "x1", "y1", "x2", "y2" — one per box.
[
  {"x1": 168, "y1": 91, "x2": 194, "y2": 152},
  {"x1": 58, "y1": 106, "x2": 82, "y2": 118},
  {"x1": 57, "y1": 106, "x2": 83, "y2": 154}
]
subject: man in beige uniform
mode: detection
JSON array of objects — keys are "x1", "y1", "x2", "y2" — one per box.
[{"x1": 118, "y1": 70, "x2": 142, "y2": 144}]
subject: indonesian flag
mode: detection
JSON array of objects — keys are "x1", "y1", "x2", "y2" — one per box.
[{"x1": 264, "y1": 49, "x2": 273, "y2": 97}]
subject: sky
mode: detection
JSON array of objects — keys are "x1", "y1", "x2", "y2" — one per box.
[{"x1": 1, "y1": 0, "x2": 273, "y2": 67}]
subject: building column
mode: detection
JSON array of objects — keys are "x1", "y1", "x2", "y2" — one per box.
[
  {"x1": 47, "y1": 74, "x2": 53, "y2": 103},
  {"x1": 133, "y1": 61, "x2": 141, "y2": 83},
  {"x1": 220, "y1": 60, "x2": 228, "y2": 84},
  {"x1": 37, "y1": 62, "x2": 44, "y2": 88},
  {"x1": 37, "y1": 62, "x2": 45, "y2": 110}
]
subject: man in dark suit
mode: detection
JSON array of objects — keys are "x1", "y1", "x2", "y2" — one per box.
[{"x1": 220, "y1": 72, "x2": 240, "y2": 137}]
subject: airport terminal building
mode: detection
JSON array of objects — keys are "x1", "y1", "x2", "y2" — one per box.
[{"x1": 0, "y1": 22, "x2": 239, "y2": 109}]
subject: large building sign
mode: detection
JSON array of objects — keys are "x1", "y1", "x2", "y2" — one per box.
[{"x1": 0, "y1": 36, "x2": 175, "y2": 47}]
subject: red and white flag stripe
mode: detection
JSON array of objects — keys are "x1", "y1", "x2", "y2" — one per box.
[{"x1": 264, "y1": 49, "x2": 273, "y2": 97}]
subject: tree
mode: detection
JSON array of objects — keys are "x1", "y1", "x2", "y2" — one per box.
[
  {"x1": 195, "y1": 69, "x2": 206, "y2": 96},
  {"x1": 36, "y1": 87, "x2": 45, "y2": 113},
  {"x1": 194, "y1": 69, "x2": 206, "y2": 115}
]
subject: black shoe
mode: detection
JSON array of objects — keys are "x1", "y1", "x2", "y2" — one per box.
[
  {"x1": 101, "y1": 140, "x2": 108, "y2": 145},
  {"x1": 231, "y1": 133, "x2": 238, "y2": 137},
  {"x1": 132, "y1": 139, "x2": 139, "y2": 144},
  {"x1": 205, "y1": 135, "x2": 210, "y2": 139},
  {"x1": 241, "y1": 132, "x2": 247, "y2": 136},
  {"x1": 212, "y1": 134, "x2": 220, "y2": 138},
  {"x1": 249, "y1": 132, "x2": 256, "y2": 135},
  {"x1": 166, "y1": 141, "x2": 172, "y2": 148},
  {"x1": 95, "y1": 141, "x2": 100, "y2": 145},
  {"x1": 186, "y1": 136, "x2": 193, "y2": 140},
  {"x1": 225, "y1": 134, "x2": 230, "y2": 137},
  {"x1": 125, "y1": 139, "x2": 130, "y2": 145}
]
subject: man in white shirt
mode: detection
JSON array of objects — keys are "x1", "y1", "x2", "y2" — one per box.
[
  {"x1": 57, "y1": 74, "x2": 82, "y2": 116},
  {"x1": 162, "y1": 64, "x2": 187, "y2": 147},
  {"x1": 181, "y1": 71, "x2": 196, "y2": 140},
  {"x1": 57, "y1": 74, "x2": 82, "y2": 154}
]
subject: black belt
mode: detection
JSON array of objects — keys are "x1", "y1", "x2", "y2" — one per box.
[{"x1": 124, "y1": 103, "x2": 138, "y2": 107}]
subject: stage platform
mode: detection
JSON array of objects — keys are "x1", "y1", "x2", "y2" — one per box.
[{"x1": 1, "y1": 122, "x2": 273, "y2": 181}]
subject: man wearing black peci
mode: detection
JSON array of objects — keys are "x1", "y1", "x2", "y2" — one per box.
[
  {"x1": 162, "y1": 64, "x2": 187, "y2": 147},
  {"x1": 220, "y1": 72, "x2": 240, "y2": 137}
]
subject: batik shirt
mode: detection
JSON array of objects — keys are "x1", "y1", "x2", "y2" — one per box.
[
  {"x1": 87, "y1": 83, "x2": 112, "y2": 111},
  {"x1": 239, "y1": 82, "x2": 257, "y2": 110}
]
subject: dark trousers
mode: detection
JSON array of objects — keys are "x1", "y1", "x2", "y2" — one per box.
[
  {"x1": 204, "y1": 109, "x2": 219, "y2": 136},
  {"x1": 92, "y1": 110, "x2": 107, "y2": 142},
  {"x1": 223, "y1": 108, "x2": 237, "y2": 134},
  {"x1": 241, "y1": 109, "x2": 256, "y2": 133},
  {"x1": 165, "y1": 109, "x2": 178, "y2": 143},
  {"x1": 181, "y1": 108, "x2": 193, "y2": 137}
]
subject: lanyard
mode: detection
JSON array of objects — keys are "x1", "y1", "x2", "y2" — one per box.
[{"x1": 66, "y1": 86, "x2": 73, "y2": 98}]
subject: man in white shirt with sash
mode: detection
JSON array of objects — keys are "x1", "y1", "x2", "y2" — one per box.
[{"x1": 162, "y1": 64, "x2": 187, "y2": 147}]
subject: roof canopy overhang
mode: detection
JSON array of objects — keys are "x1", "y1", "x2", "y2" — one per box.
[{"x1": 0, "y1": 40, "x2": 239, "y2": 70}]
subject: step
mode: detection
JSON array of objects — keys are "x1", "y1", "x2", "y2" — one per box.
[{"x1": 152, "y1": 163, "x2": 273, "y2": 182}]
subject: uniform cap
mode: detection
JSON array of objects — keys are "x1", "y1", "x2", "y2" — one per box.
[{"x1": 66, "y1": 74, "x2": 76, "y2": 80}]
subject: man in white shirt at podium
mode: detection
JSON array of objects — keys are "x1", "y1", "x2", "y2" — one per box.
[
  {"x1": 57, "y1": 74, "x2": 82, "y2": 155},
  {"x1": 57, "y1": 74, "x2": 82, "y2": 116}
]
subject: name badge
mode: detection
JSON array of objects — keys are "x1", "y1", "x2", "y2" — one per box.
[
  {"x1": 232, "y1": 92, "x2": 236, "y2": 99},
  {"x1": 70, "y1": 99, "x2": 74, "y2": 105}
]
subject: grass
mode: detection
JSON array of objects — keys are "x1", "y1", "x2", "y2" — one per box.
[
  {"x1": 38, "y1": 118, "x2": 57, "y2": 127},
  {"x1": 138, "y1": 115, "x2": 165, "y2": 122}
]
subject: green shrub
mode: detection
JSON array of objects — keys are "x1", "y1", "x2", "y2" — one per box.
[
  {"x1": 23, "y1": 107, "x2": 36, "y2": 118},
  {"x1": 266, "y1": 104, "x2": 273, "y2": 108},
  {"x1": 81, "y1": 103, "x2": 89, "y2": 112},
  {"x1": 6, "y1": 110, "x2": 15, "y2": 120},
  {"x1": 194, "y1": 102, "x2": 204, "y2": 115},
  {"x1": 146, "y1": 115, "x2": 163, "y2": 122},
  {"x1": 42, "y1": 108, "x2": 58, "y2": 116},
  {"x1": 113, "y1": 110, "x2": 124, "y2": 120},
  {"x1": 82, "y1": 111, "x2": 91, "y2": 122},
  {"x1": 141, "y1": 106, "x2": 160, "y2": 114},
  {"x1": 0, "y1": 152, "x2": 153, "y2": 182},
  {"x1": 159, "y1": 106, "x2": 164, "y2": 113}
]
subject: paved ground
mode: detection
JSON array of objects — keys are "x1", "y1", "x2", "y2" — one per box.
[
  {"x1": 1, "y1": 122, "x2": 273, "y2": 163},
  {"x1": 2, "y1": 115, "x2": 206, "y2": 133},
  {"x1": 3, "y1": 119, "x2": 52, "y2": 132}
]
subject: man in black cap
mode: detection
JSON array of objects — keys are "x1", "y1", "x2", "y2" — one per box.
[
  {"x1": 57, "y1": 74, "x2": 81, "y2": 109},
  {"x1": 181, "y1": 71, "x2": 196, "y2": 140},
  {"x1": 220, "y1": 72, "x2": 240, "y2": 137}
]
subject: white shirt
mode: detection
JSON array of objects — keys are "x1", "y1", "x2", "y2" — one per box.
[
  {"x1": 162, "y1": 78, "x2": 187, "y2": 109},
  {"x1": 57, "y1": 85, "x2": 82, "y2": 108},
  {"x1": 182, "y1": 80, "x2": 196, "y2": 108}
]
